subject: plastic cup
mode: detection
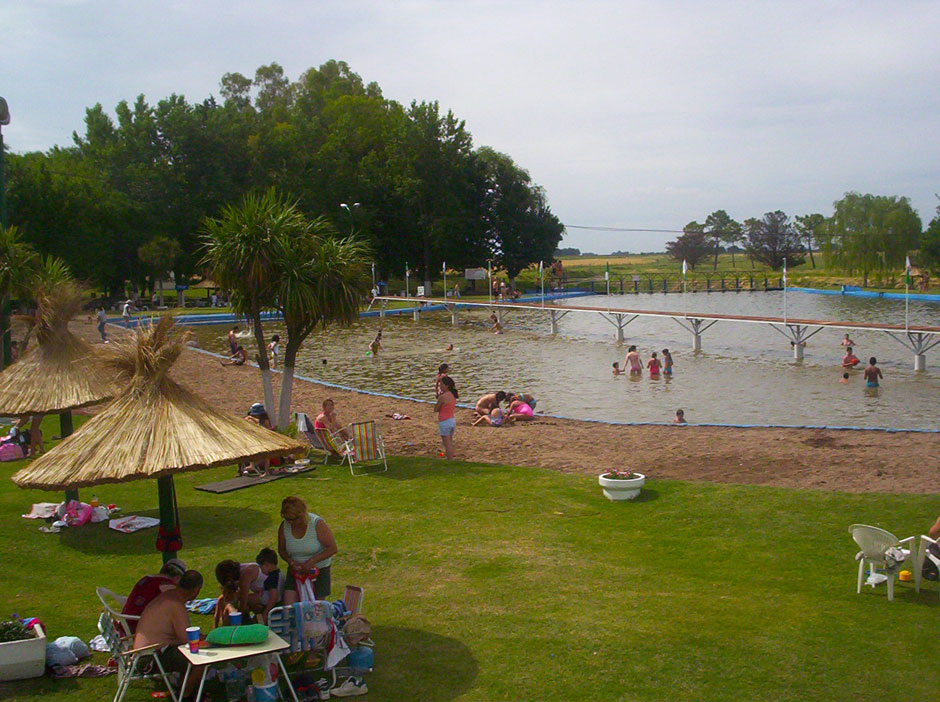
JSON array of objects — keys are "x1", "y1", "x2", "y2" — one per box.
[
  {"x1": 229, "y1": 611, "x2": 242, "y2": 626},
  {"x1": 185, "y1": 626, "x2": 201, "y2": 653}
]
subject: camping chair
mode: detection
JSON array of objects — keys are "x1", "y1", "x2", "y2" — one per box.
[
  {"x1": 341, "y1": 421, "x2": 388, "y2": 476},
  {"x1": 915, "y1": 534, "x2": 940, "y2": 597},
  {"x1": 296, "y1": 412, "x2": 347, "y2": 464},
  {"x1": 849, "y1": 524, "x2": 915, "y2": 602},
  {"x1": 342, "y1": 585, "x2": 364, "y2": 619},
  {"x1": 96, "y1": 586, "x2": 139, "y2": 638},
  {"x1": 97, "y1": 612, "x2": 178, "y2": 702}
]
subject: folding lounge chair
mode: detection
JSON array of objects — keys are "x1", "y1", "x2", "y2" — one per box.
[
  {"x1": 296, "y1": 411, "x2": 347, "y2": 464},
  {"x1": 98, "y1": 612, "x2": 178, "y2": 702},
  {"x1": 341, "y1": 420, "x2": 388, "y2": 476},
  {"x1": 342, "y1": 585, "x2": 364, "y2": 618}
]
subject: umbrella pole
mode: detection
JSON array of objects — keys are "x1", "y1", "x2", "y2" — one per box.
[
  {"x1": 157, "y1": 475, "x2": 180, "y2": 564},
  {"x1": 59, "y1": 411, "x2": 79, "y2": 503}
]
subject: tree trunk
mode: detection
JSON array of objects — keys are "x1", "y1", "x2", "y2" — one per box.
[
  {"x1": 807, "y1": 244, "x2": 816, "y2": 268},
  {"x1": 423, "y1": 234, "x2": 432, "y2": 296},
  {"x1": 250, "y1": 308, "x2": 277, "y2": 421},
  {"x1": 276, "y1": 339, "x2": 302, "y2": 431},
  {"x1": 730, "y1": 249, "x2": 736, "y2": 267},
  {"x1": 713, "y1": 239, "x2": 719, "y2": 270},
  {"x1": 158, "y1": 277, "x2": 164, "y2": 307}
]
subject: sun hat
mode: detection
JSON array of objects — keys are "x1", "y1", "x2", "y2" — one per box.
[
  {"x1": 248, "y1": 403, "x2": 267, "y2": 417},
  {"x1": 163, "y1": 558, "x2": 187, "y2": 578}
]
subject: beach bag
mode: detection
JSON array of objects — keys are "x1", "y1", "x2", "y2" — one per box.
[{"x1": 0, "y1": 441, "x2": 24, "y2": 461}]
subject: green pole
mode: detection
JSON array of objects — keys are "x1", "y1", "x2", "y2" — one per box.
[
  {"x1": 60, "y1": 411, "x2": 79, "y2": 503},
  {"x1": 157, "y1": 475, "x2": 178, "y2": 564},
  {"x1": 1, "y1": 128, "x2": 10, "y2": 369}
]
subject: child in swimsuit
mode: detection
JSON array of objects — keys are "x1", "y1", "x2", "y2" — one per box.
[
  {"x1": 508, "y1": 399, "x2": 534, "y2": 421},
  {"x1": 647, "y1": 352, "x2": 662, "y2": 377},
  {"x1": 662, "y1": 349, "x2": 673, "y2": 376},
  {"x1": 863, "y1": 357, "x2": 883, "y2": 387},
  {"x1": 674, "y1": 409, "x2": 687, "y2": 424},
  {"x1": 612, "y1": 362, "x2": 624, "y2": 376},
  {"x1": 473, "y1": 407, "x2": 509, "y2": 427}
]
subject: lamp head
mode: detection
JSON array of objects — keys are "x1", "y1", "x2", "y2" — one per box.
[{"x1": 0, "y1": 97, "x2": 9, "y2": 126}]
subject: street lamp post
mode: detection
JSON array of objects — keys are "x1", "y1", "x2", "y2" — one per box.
[
  {"x1": 0, "y1": 97, "x2": 11, "y2": 368},
  {"x1": 339, "y1": 202, "x2": 360, "y2": 236}
]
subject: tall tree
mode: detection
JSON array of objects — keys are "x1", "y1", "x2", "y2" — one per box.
[
  {"x1": 665, "y1": 222, "x2": 710, "y2": 270},
  {"x1": 920, "y1": 202, "x2": 940, "y2": 273},
  {"x1": 138, "y1": 237, "x2": 181, "y2": 307},
  {"x1": 794, "y1": 213, "x2": 825, "y2": 269},
  {"x1": 201, "y1": 189, "x2": 291, "y2": 418},
  {"x1": 0, "y1": 225, "x2": 38, "y2": 368},
  {"x1": 743, "y1": 211, "x2": 804, "y2": 271},
  {"x1": 705, "y1": 210, "x2": 740, "y2": 269},
  {"x1": 821, "y1": 192, "x2": 921, "y2": 284}
]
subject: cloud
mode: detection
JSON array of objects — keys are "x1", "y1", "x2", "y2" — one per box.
[{"x1": 3, "y1": 0, "x2": 939, "y2": 252}]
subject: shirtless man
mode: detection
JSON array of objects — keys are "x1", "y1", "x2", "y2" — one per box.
[
  {"x1": 863, "y1": 357, "x2": 883, "y2": 388},
  {"x1": 624, "y1": 345, "x2": 643, "y2": 375},
  {"x1": 122, "y1": 558, "x2": 187, "y2": 632},
  {"x1": 841, "y1": 347, "x2": 860, "y2": 369},
  {"x1": 134, "y1": 570, "x2": 204, "y2": 697},
  {"x1": 474, "y1": 391, "x2": 506, "y2": 417},
  {"x1": 315, "y1": 398, "x2": 350, "y2": 440}
]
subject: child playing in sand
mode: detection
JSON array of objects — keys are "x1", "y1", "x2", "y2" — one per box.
[
  {"x1": 647, "y1": 351, "x2": 662, "y2": 377},
  {"x1": 473, "y1": 406, "x2": 510, "y2": 427},
  {"x1": 612, "y1": 362, "x2": 624, "y2": 376},
  {"x1": 673, "y1": 409, "x2": 687, "y2": 424}
]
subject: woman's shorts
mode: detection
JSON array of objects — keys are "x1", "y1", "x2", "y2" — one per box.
[
  {"x1": 439, "y1": 418, "x2": 456, "y2": 436},
  {"x1": 284, "y1": 565, "x2": 331, "y2": 600}
]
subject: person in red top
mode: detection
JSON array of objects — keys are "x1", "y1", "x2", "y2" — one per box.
[
  {"x1": 647, "y1": 351, "x2": 662, "y2": 377},
  {"x1": 841, "y1": 347, "x2": 860, "y2": 369},
  {"x1": 121, "y1": 558, "x2": 186, "y2": 632}
]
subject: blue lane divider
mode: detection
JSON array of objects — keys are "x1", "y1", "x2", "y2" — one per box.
[
  {"x1": 188, "y1": 346, "x2": 939, "y2": 434},
  {"x1": 106, "y1": 289, "x2": 597, "y2": 327},
  {"x1": 793, "y1": 286, "x2": 940, "y2": 303}
]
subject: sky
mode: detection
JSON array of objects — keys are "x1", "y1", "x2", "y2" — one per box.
[{"x1": 3, "y1": 1, "x2": 939, "y2": 253}]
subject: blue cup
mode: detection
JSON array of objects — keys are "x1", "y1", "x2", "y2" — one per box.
[{"x1": 229, "y1": 611, "x2": 242, "y2": 626}]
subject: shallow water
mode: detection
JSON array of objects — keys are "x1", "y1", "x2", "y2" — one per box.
[{"x1": 195, "y1": 291, "x2": 940, "y2": 430}]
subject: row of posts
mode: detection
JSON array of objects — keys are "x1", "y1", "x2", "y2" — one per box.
[{"x1": 589, "y1": 276, "x2": 783, "y2": 294}]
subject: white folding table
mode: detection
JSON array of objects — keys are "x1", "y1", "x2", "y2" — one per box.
[{"x1": 177, "y1": 630, "x2": 300, "y2": 702}]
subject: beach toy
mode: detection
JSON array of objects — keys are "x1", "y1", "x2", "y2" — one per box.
[{"x1": 899, "y1": 569, "x2": 913, "y2": 582}]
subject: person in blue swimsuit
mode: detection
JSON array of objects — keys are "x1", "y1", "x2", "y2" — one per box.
[
  {"x1": 662, "y1": 348, "x2": 674, "y2": 376},
  {"x1": 863, "y1": 357, "x2": 883, "y2": 387}
]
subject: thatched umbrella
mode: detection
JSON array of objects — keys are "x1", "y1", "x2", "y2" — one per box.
[
  {"x1": 13, "y1": 316, "x2": 304, "y2": 562},
  {"x1": 0, "y1": 281, "x2": 118, "y2": 501}
]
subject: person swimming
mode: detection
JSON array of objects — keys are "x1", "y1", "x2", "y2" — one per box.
[
  {"x1": 840, "y1": 372, "x2": 850, "y2": 384},
  {"x1": 647, "y1": 351, "x2": 662, "y2": 377},
  {"x1": 625, "y1": 345, "x2": 642, "y2": 375},
  {"x1": 662, "y1": 348, "x2": 674, "y2": 376},
  {"x1": 674, "y1": 409, "x2": 687, "y2": 424},
  {"x1": 612, "y1": 362, "x2": 624, "y2": 376},
  {"x1": 863, "y1": 357, "x2": 883, "y2": 388},
  {"x1": 841, "y1": 333, "x2": 856, "y2": 347}
]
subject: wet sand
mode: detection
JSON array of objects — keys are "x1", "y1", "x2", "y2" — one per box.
[{"x1": 86, "y1": 320, "x2": 940, "y2": 495}]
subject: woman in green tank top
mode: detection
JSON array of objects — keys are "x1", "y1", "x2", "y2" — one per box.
[{"x1": 277, "y1": 495, "x2": 338, "y2": 603}]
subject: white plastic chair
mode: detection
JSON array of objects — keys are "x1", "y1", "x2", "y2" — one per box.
[
  {"x1": 97, "y1": 586, "x2": 139, "y2": 638},
  {"x1": 97, "y1": 612, "x2": 178, "y2": 702},
  {"x1": 849, "y1": 524, "x2": 914, "y2": 601},
  {"x1": 914, "y1": 534, "x2": 940, "y2": 597}
]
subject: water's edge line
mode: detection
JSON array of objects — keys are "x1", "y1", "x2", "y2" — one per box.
[{"x1": 189, "y1": 346, "x2": 939, "y2": 435}]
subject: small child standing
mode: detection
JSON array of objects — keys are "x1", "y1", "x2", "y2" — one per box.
[
  {"x1": 612, "y1": 362, "x2": 624, "y2": 376},
  {"x1": 662, "y1": 349, "x2": 674, "y2": 376},
  {"x1": 647, "y1": 351, "x2": 662, "y2": 377},
  {"x1": 266, "y1": 334, "x2": 280, "y2": 368}
]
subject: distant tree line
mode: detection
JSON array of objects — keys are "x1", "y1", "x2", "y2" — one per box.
[
  {"x1": 666, "y1": 193, "x2": 939, "y2": 279},
  {"x1": 6, "y1": 60, "x2": 564, "y2": 297}
]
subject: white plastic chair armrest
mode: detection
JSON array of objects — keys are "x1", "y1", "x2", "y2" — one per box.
[
  {"x1": 898, "y1": 536, "x2": 916, "y2": 547},
  {"x1": 920, "y1": 534, "x2": 938, "y2": 547},
  {"x1": 126, "y1": 642, "x2": 165, "y2": 657}
]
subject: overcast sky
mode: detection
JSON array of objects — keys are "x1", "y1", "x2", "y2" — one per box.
[{"x1": 4, "y1": 1, "x2": 939, "y2": 252}]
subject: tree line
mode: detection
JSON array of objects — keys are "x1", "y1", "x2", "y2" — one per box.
[
  {"x1": 6, "y1": 60, "x2": 564, "y2": 297},
  {"x1": 666, "y1": 193, "x2": 939, "y2": 280}
]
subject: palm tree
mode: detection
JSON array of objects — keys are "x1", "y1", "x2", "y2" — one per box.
[
  {"x1": 0, "y1": 225, "x2": 38, "y2": 369},
  {"x1": 200, "y1": 189, "x2": 302, "y2": 418},
  {"x1": 273, "y1": 217, "x2": 371, "y2": 429}
]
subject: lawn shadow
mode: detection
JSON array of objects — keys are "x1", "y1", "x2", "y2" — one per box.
[
  {"x1": 632, "y1": 487, "x2": 660, "y2": 503},
  {"x1": 377, "y1": 458, "x2": 508, "y2": 481},
  {"x1": 370, "y1": 625, "x2": 478, "y2": 701},
  {"x1": 59, "y1": 505, "x2": 271, "y2": 555}
]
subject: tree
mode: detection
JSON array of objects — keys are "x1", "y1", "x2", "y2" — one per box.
[
  {"x1": 201, "y1": 189, "x2": 292, "y2": 419},
  {"x1": 821, "y1": 192, "x2": 921, "y2": 284},
  {"x1": 705, "y1": 210, "x2": 741, "y2": 268},
  {"x1": 665, "y1": 222, "x2": 710, "y2": 270},
  {"x1": 920, "y1": 202, "x2": 940, "y2": 272},
  {"x1": 271, "y1": 217, "x2": 371, "y2": 429},
  {"x1": 794, "y1": 213, "x2": 825, "y2": 268},
  {"x1": 0, "y1": 225, "x2": 38, "y2": 368},
  {"x1": 138, "y1": 237, "x2": 181, "y2": 307},
  {"x1": 743, "y1": 211, "x2": 804, "y2": 270}
]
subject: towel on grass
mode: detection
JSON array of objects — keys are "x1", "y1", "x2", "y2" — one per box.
[
  {"x1": 185, "y1": 598, "x2": 218, "y2": 615},
  {"x1": 109, "y1": 516, "x2": 160, "y2": 534}
]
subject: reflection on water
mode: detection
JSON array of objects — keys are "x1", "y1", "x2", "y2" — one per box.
[{"x1": 194, "y1": 291, "x2": 940, "y2": 430}]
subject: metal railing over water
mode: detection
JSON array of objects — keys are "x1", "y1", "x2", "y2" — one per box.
[{"x1": 373, "y1": 294, "x2": 940, "y2": 370}]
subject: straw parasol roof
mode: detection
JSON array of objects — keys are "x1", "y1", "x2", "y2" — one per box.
[
  {"x1": 0, "y1": 281, "x2": 118, "y2": 416},
  {"x1": 13, "y1": 316, "x2": 304, "y2": 490}
]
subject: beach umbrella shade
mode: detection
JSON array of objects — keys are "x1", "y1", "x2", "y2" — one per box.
[
  {"x1": 0, "y1": 282, "x2": 119, "y2": 500},
  {"x1": 12, "y1": 316, "x2": 305, "y2": 562}
]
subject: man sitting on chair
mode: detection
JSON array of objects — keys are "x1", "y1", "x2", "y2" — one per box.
[
  {"x1": 314, "y1": 399, "x2": 349, "y2": 440},
  {"x1": 134, "y1": 570, "x2": 205, "y2": 698},
  {"x1": 122, "y1": 558, "x2": 187, "y2": 632}
]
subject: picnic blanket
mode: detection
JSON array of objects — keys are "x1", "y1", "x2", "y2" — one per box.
[
  {"x1": 196, "y1": 464, "x2": 316, "y2": 494},
  {"x1": 108, "y1": 515, "x2": 160, "y2": 533}
]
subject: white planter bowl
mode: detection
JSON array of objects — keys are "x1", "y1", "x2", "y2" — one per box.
[
  {"x1": 0, "y1": 623, "x2": 46, "y2": 682},
  {"x1": 598, "y1": 472, "x2": 646, "y2": 501}
]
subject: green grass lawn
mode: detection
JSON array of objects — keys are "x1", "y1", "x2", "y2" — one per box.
[{"x1": 2, "y1": 416, "x2": 939, "y2": 700}]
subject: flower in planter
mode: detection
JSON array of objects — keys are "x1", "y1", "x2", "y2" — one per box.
[
  {"x1": 602, "y1": 468, "x2": 639, "y2": 480},
  {"x1": 0, "y1": 619, "x2": 31, "y2": 644}
]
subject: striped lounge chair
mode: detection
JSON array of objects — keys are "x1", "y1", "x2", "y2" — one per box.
[
  {"x1": 341, "y1": 420, "x2": 388, "y2": 477},
  {"x1": 296, "y1": 412, "x2": 347, "y2": 464}
]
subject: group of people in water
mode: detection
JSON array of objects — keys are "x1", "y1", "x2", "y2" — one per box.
[
  {"x1": 612, "y1": 346, "x2": 675, "y2": 378},
  {"x1": 839, "y1": 333, "x2": 884, "y2": 388}
]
